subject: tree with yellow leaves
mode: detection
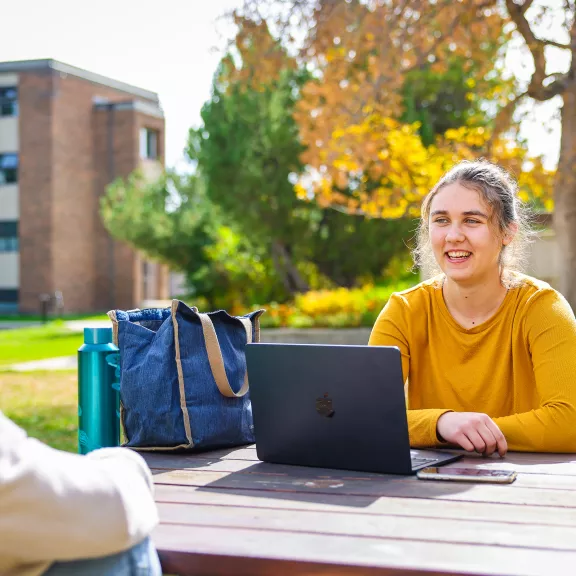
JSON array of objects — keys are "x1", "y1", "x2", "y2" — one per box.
[{"x1": 236, "y1": 0, "x2": 572, "y2": 304}]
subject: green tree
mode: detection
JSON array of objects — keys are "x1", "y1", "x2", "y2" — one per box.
[
  {"x1": 100, "y1": 170, "x2": 295, "y2": 309},
  {"x1": 188, "y1": 63, "x2": 314, "y2": 294},
  {"x1": 309, "y1": 210, "x2": 414, "y2": 287},
  {"x1": 101, "y1": 170, "x2": 215, "y2": 275}
]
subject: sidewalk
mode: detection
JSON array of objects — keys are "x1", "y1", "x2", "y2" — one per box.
[
  {"x1": 65, "y1": 320, "x2": 111, "y2": 332},
  {"x1": 3, "y1": 320, "x2": 111, "y2": 371},
  {"x1": 8, "y1": 356, "x2": 77, "y2": 371},
  {"x1": 0, "y1": 321, "x2": 42, "y2": 331}
]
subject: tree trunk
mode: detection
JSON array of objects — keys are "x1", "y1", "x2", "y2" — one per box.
[
  {"x1": 271, "y1": 243, "x2": 292, "y2": 294},
  {"x1": 554, "y1": 83, "x2": 576, "y2": 311},
  {"x1": 271, "y1": 241, "x2": 309, "y2": 295}
]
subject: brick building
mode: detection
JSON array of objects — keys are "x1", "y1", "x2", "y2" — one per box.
[{"x1": 0, "y1": 59, "x2": 169, "y2": 314}]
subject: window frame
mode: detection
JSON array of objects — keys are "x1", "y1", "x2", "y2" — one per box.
[
  {"x1": 139, "y1": 127, "x2": 159, "y2": 160},
  {"x1": 0, "y1": 289, "x2": 18, "y2": 304},
  {"x1": 0, "y1": 87, "x2": 18, "y2": 117},
  {"x1": 0, "y1": 153, "x2": 18, "y2": 184},
  {"x1": 0, "y1": 221, "x2": 19, "y2": 253}
]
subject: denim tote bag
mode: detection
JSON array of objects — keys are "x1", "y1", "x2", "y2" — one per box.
[{"x1": 107, "y1": 300, "x2": 264, "y2": 451}]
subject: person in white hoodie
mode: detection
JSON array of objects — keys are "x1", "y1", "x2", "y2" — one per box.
[{"x1": 0, "y1": 410, "x2": 161, "y2": 576}]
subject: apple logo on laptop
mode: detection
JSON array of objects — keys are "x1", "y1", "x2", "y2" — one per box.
[{"x1": 316, "y1": 393, "x2": 335, "y2": 418}]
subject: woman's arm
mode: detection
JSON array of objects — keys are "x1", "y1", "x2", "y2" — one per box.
[
  {"x1": 493, "y1": 290, "x2": 576, "y2": 452},
  {"x1": 369, "y1": 294, "x2": 451, "y2": 447}
]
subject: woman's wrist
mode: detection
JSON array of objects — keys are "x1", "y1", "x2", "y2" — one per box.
[{"x1": 436, "y1": 411, "x2": 452, "y2": 443}]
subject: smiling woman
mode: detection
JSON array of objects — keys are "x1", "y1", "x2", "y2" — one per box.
[{"x1": 369, "y1": 160, "x2": 576, "y2": 455}]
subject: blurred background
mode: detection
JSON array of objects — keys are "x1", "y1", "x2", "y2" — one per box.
[{"x1": 0, "y1": 0, "x2": 572, "y2": 450}]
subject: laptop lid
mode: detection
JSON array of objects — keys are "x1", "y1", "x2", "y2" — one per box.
[{"x1": 245, "y1": 343, "x2": 415, "y2": 475}]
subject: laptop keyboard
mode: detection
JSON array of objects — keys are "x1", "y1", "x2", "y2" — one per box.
[{"x1": 411, "y1": 456, "x2": 438, "y2": 469}]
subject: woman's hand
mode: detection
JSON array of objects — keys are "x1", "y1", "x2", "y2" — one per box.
[{"x1": 436, "y1": 412, "x2": 507, "y2": 457}]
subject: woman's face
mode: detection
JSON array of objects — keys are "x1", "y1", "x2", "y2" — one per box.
[{"x1": 428, "y1": 182, "x2": 510, "y2": 286}]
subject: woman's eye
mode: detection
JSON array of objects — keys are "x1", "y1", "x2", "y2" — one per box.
[
  {"x1": 433, "y1": 218, "x2": 448, "y2": 224},
  {"x1": 465, "y1": 219, "x2": 481, "y2": 224}
]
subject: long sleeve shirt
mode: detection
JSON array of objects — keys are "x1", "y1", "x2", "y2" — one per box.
[
  {"x1": 0, "y1": 412, "x2": 158, "y2": 576},
  {"x1": 368, "y1": 274, "x2": 576, "y2": 452}
]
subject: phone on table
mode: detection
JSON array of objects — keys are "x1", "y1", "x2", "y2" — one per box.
[{"x1": 416, "y1": 467, "x2": 517, "y2": 484}]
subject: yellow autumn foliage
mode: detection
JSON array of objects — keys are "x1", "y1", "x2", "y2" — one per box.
[{"x1": 295, "y1": 116, "x2": 554, "y2": 218}]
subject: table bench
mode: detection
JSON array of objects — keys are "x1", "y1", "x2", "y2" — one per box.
[{"x1": 143, "y1": 447, "x2": 576, "y2": 575}]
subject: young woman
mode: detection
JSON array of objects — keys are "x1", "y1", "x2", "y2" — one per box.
[{"x1": 369, "y1": 160, "x2": 576, "y2": 455}]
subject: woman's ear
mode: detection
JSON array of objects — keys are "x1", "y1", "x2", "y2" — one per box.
[{"x1": 502, "y1": 222, "x2": 519, "y2": 246}]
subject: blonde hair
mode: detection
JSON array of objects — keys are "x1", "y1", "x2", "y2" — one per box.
[{"x1": 413, "y1": 159, "x2": 535, "y2": 285}]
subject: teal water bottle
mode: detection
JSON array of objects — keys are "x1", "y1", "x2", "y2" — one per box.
[{"x1": 78, "y1": 327, "x2": 120, "y2": 454}]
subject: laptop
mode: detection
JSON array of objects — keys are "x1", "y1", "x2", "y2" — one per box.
[{"x1": 245, "y1": 343, "x2": 461, "y2": 475}]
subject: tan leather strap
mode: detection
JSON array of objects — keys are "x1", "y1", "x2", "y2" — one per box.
[
  {"x1": 197, "y1": 313, "x2": 252, "y2": 398},
  {"x1": 107, "y1": 310, "x2": 119, "y2": 346},
  {"x1": 171, "y1": 300, "x2": 194, "y2": 447}
]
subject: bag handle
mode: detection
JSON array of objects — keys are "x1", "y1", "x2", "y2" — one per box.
[{"x1": 197, "y1": 313, "x2": 253, "y2": 398}]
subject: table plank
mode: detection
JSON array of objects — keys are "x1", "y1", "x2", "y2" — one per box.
[
  {"x1": 150, "y1": 467, "x2": 576, "y2": 507},
  {"x1": 143, "y1": 448, "x2": 576, "y2": 476},
  {"x1": 154, "y1": 484, "x2": 576, "y2": 527},
  {"x1": 153, "y1": 523, "x2": 576, "y2": 576},
  {"x1": 156, "y1": 501, "x2": 576, "y2": 551}
]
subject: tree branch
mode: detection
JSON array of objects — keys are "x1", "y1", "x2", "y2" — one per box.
[
  {"x1": 506, "y1": 0, "x2": 545, "y2": 83},
  {"x1": 534, "y1": 73, "x2": 570, "y2": 100},
  {"x1": 520, "y1": 0, "x2": 535, "y2": 14},
  {"x1": 543, "y1": 39, "x2": 571, "y2": 50},
  {"x1": 486, "y1": 90, "x2": 528, "y2": 153},
  {"x1": 506, "y1": 0, "x2": 568, "y2": 101}
]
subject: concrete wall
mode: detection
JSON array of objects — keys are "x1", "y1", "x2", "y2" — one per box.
[
  {"x1": 0, "y1": 184, "x2": 18, "y2": 220},
  {"x1": 0, "y1": 253, "x2": 18, "y2": 288},
  {"x1": 0, "y1": 116, "x2": 18, "y2": 153},
  {"x1": 0, "y1": 74, "x2": 18, "y2": 87},
  {"x1": 260, "y1": 328, "x2": 372, "y2": 345},
  {"x1": 0, "y1": 73, "x2": 19, "y2": 302},
  {"x1": 525, "y1": 229, "x2": 560, "y2": 288}
]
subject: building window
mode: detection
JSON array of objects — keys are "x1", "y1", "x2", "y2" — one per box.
[
  {"x1": 140, "y1": 127, "x2": 158, "y2": 159},
  {"x1": 0, "y1": 221, "x2": 18, "y2": 252},
  {"x1": 0, "y1": 289, "x2": 18, "y2": 303},
  {"x1": 0, "y1": 87, "x2": 18, "y2": 117},
  {"x1": 0, "y1": 153, "x2": 18, "y2": 184}
]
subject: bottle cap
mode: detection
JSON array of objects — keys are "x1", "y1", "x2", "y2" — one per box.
[{"x1": 84, "y1": 327, "x2": 113, "y2": 345}]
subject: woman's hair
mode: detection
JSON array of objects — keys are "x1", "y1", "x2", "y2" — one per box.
[{"x1": 413, "y1": 159, "x2": 535, "y2": 285}]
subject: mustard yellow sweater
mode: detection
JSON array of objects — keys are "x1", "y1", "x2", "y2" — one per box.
[{"x1": 368, "y1": 274, "x2": 576, "y2": 452}]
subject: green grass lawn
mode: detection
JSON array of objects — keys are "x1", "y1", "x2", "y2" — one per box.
[
  {"x1": 0, "y1": 313, "x2": 108, "y2": 322},
  {"x1": 0, "y1": 321, "x2": 86, "y2": 367},
  {"x1": 0, "y1": 371, "x2": 78, "y2": 451},
  {"x1": 0, "y1": 322, "x2": 87, "y2": 451}
]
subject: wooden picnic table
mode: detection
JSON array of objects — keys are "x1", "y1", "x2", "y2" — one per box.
[{"x1": 143, "y1": 447, "x2": 576, "y2": 576}]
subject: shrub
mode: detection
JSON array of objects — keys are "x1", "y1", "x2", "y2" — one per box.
[{"x1": 255, "y1": 279, "x2": 415, "y2": 328}]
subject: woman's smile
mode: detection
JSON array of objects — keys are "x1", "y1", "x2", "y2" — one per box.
[{"x1": 445, "y1": 250, "x2": 472, "y2": 264}]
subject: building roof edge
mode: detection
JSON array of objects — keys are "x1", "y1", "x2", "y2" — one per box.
[{"x1": 0, "y1": 59, "x2": 159, "y2": 103}]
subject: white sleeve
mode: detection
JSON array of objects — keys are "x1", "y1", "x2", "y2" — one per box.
[{"x1": 0, "y1": 411, "x2": 158, "y2": 562}]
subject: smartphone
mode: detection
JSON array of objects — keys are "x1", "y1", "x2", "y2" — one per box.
[{"x1": 416, "y1": 467, "x2": 517, "y2": 484}]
